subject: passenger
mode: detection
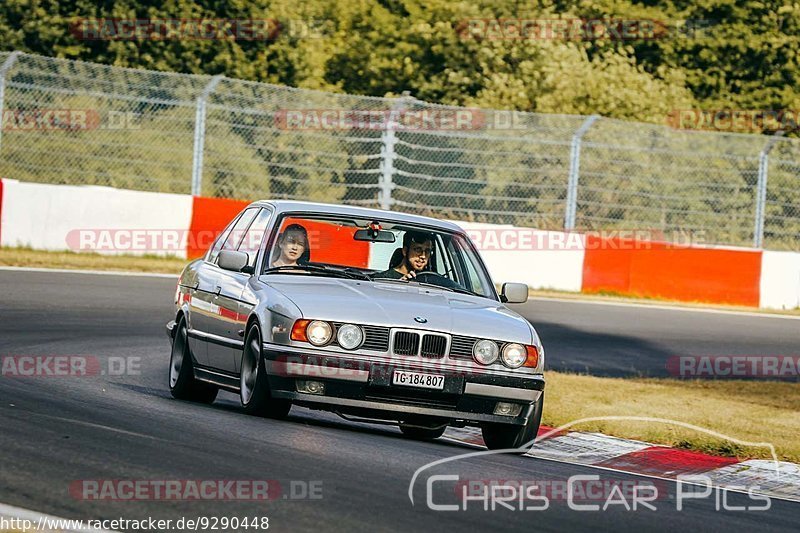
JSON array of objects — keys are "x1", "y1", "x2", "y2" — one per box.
[
  {"x1": 271, "y1": 224, "x2": 309, "y2": 267},
  {"x1": 373, "y1": 230, "x2": 434, "y2": 281}
]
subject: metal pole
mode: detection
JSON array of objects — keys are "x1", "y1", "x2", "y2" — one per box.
[
  {"x1": 0, "y1": 52, "x2": 22, "y2": 157},
  {"x1": 379, "y1": 92, "x2": 410, "y2": 210},
  {"x1": 564, "y1": 114, "x2": 599, "y2": 230},
  {"x1": 191, "y1": 75, "x2": 224, "y2": 197},
  {"x1": 753, "y1": 130, "x2": 784, "y2": 248}
]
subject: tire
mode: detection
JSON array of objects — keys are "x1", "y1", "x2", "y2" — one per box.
[
  {"x1": 240, "y1": 323, "x2": 292, "y2": 419},
  {"x1": 169, "y1": 316, "x2": 218, "y2": 404},
  {"x1": 481, "y1": 394, "x2": 544, "y2": 453},
  {"x1": 399, "y1": 419, "x2": 447, "y2": 441}
]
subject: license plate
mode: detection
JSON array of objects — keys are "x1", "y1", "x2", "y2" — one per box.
[{"x1": 392, "y1": 370, "x2": 445, "y2": 390}]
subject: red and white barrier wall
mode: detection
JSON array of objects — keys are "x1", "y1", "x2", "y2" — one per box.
[
  {"x1": 1, "y1": 178, "x2": 798, "y2": 310},
  {"x1": 0, "y1": 179, "x2": 193, "y2": 258}
]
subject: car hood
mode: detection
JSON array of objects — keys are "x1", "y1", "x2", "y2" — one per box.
[{"x1": 259, "y1": 275, "x2": 533, "y2": 343}]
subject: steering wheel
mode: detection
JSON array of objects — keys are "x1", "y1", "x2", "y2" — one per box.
[
  {"x1": 412, "y1": 271, "x2": 456, "y2": 288},
  {"x1": 413, "y1": 271, "x2": 446, "y2": 282}
]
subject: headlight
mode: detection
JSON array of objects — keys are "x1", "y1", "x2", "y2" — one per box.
[
  {"x1": 473, "y1": 339, "x2": 499, "y2": 365},
  {"x1": 306, "y1": 320, "x2": 332, "y2": 346},
  {"x1": 336, "y1": 324, "x2": 363, "y2": 350},
  {"x1": 501, "y1": 343, "x2": 527, "y2": 368}
]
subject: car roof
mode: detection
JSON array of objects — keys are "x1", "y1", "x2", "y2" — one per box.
[{"x1": 249, "y1": 200, "x2": 464, "y2": 233}]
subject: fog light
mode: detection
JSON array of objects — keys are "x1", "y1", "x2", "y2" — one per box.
[
  {"x1": 296, "y1": 380, "x2": 325, "y2": 395},
  {"x1": 493, "y1": 402, "x2": 522, "y2": 417}
]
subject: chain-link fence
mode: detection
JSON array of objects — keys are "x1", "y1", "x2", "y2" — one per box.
[{"x1": 0, "y1": 51, "x2": 797, "y2": 250}]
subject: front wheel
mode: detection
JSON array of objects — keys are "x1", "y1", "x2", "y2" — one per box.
[
  {"x1": 481, "y1": 394, "x2": 544, "y2": 453},
  {"x1": 240, "y1": 323, "x2": 291, "y2": 419},
  {"x1": 169, "y1": 316, "x2": 218, "y2": 404}
]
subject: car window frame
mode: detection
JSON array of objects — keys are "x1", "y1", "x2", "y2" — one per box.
[{"x1": 236, "y1": 206, "x2": 275, "y2": 270}]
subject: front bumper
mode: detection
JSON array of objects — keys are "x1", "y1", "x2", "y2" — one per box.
[
  {"x1": 262, "y1": 344, "x2": 545, "y2": 426},
  {"x1": 166, "y1": 320, "x2": 176, "y2": 340}
]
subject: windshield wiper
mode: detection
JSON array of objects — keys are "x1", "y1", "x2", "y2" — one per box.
[
  {"x1": 373, "y1": 276, "x2": 478, "y2": 297},
  {"x1": 413, "y1": 280, "x2": 477, "y2": 296},
  {"x1": 263, "y1": 264, "x2": 369, "y2": 281}
]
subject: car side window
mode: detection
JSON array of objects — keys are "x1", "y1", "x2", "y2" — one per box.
[
  {"x1": 237, "y1": 208, "x2": 273, "y2": 268},
  {"x1": 207, "y1": 208, "x2": 258, "y2": 265},
  {"x1": 207, "y1": 215, "x2": 241, "y2": 264},
  {"x1": 220, "y1": 208, "x2": 259, "y2": 254},
  {"x1": 457, "y1": 237, "x2": 492, "y2": 297}
]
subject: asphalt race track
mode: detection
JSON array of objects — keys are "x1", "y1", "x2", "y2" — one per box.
[
  {"x1": 1, "y1": 269, "x2": 798, "y2": 532},
  {"x1": 512, "y1": 298, "x2": 800, "y2": 378}
]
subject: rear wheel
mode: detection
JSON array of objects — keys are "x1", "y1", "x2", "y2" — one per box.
[
  {"x1": 240, "y1": 323, "x2": 292, "y2": 419},
  {"x1": 169, "y1": 316, "x2": 218, "y2": 404},
  {"x1": 399, "y1": 418, "x2": 447, "y2": 441},
  {"x1": 481, "y1": 394, "x2": 544, "y2": 453}
]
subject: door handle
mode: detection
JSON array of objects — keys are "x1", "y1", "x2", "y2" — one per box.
[{"x1": 214, "y1": 286, "x2": 222, "y2": 297}]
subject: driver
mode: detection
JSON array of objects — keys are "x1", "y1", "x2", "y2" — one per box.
[{"x1": 373, "y1": 230, "x2": 434, "y2": 281}]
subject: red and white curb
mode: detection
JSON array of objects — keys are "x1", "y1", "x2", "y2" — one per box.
[{"x1": 442, "y1": 426, "x2": 800, "y2": 503}]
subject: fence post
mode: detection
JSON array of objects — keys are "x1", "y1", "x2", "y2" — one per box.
[
  {"x1": 191, "y1": 75, "x2": 224, "y2": 197},
  {"x1": 0, "y1": 51, "x2": 22, "y2": 157},
  {"x1": 753, "y1": 130, "x2": 784, "y2": 248},
  {"x1": 564, "y1": 114, "x2": 599, "y2": 230},
  {"x1": 379, "y1": 93, "x2": 410, "y2": 210}
]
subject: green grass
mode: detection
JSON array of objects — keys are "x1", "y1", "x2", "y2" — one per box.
[
  {"x1": 0, "y1": 246, "x2": 188, "y2": 274},
  {"x1": 544, "y1": 372, "x2": 800, "y2": 462}
]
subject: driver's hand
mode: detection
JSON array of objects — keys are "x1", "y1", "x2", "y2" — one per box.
[{"x1": 401, "y1": 271, "x2": 416, "y2": 281}]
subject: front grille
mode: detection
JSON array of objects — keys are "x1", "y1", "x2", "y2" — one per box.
[
  {"x1": 450, "y1": 335, "x2": 477, "y2": 359},
  {"x1": 421, "y1": 334, "x2": 447, "y2": 358},
  {"x1": 361, "y1": 325, "x2": 390, "y2": 351},
  {"x1": 393, "y1": 331, "x2": 420, "y2": 356}
]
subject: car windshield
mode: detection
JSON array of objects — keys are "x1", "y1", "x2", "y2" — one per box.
[{"x1": 261, "y1": 214, "x2": 497, "y2": 299}]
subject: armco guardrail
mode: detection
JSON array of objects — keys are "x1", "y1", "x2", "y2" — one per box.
[
  {"x1": 0, "y1": 52, "x2": 797, "y2": 251},
  {"x1": 1, "y1": 178, "x2": 798, "y2": 310}
]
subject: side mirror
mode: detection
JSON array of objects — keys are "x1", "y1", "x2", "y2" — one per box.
[
  {"x1": 217, "y1": 250, "x2": 253, "y2": 274},
  {"x1": 501, "y1": 282, "x2": 528, "y2": 304}
]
